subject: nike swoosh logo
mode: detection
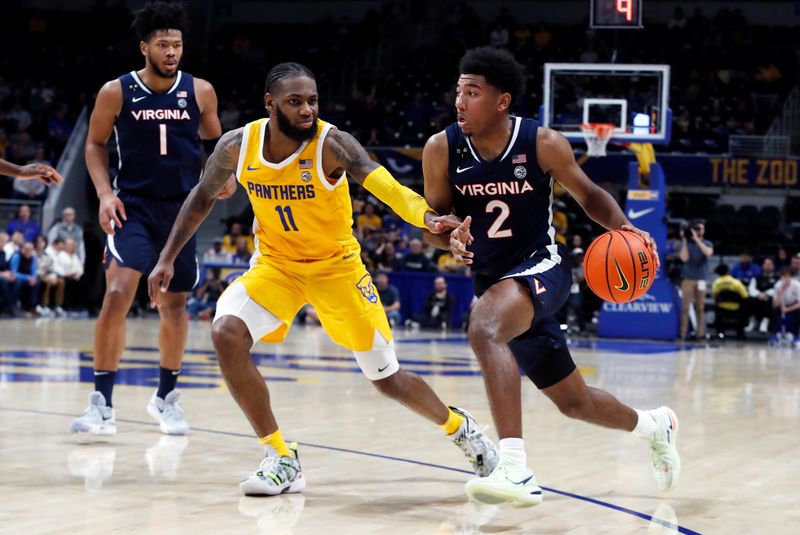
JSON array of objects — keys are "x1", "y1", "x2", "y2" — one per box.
[
  {"x1": 342, "y1": 252, "x2": 356, "y2": 260},
  {"x1": 627, "y1": 207, "x2": 655, "y2": 219},
  {"x1": 377, "y1": 364, "x2": 390, "y2": 373},
  {"x1": 456, "y1": 165, "x2": 474, "y2": 173},
  {"x1": 507, "y1": 475, "x2": 533, "y2": 485},
  {"x1": 132, "y1": 96, "x2": 147, "y2": 103},
  {"x1": 93, "y1": 371, "x2": 110, "y2": 376},
  {"x1": 247, "y1": 165, "x2": 260, "y2": 171},
  {"x1": 612, "y1": 258, "x2": 630, "y2": 292}
]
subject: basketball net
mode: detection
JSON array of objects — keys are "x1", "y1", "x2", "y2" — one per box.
[{"x1": 580, "y1": 123, "x2": 615, "y2": 157}]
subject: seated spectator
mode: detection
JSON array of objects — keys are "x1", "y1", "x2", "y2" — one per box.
[
  {"x1": 0, "y1": 236, "x2": 17, "y2": 316},
  {"x1": 231, "y1": 236, "x2": 252, "y2": 264},
  {"x1": 222, "y1": 222, "x2": 254, "y2": 254},
  {"x1": 374, "y1": 272, "x2": 401, "y2": 327},
  {"x1": 187, "y1": 270, "x2": 225, "y2": 320},
  {"x1": 792, "y1": 254, "x2": 800, "y2": 280},
  {"x1": 356, "y1": 202, "x2": 382, "y2": 235},
  {"x1": 34, "y1": 235, "x2": 63, "y2": 316},
  {"x1": 746, "y1": 257, "x2": 779, "y2": 333},
  {"x1": 47, "y1": 207, "x2": 85, "y2": 263},
  {"x1": 6, "y1": 204, "x2": 41, "y2": 243},
  {"x1": 436, "y1": 251, "x2": 467, "y2": 274},
  {"x1": 374, "y1": 240, "x2": 402, "y2": 272},
  {"x1": 772, "y1": 267, "x2": 800, "y2": 346},
  {"x1": 421, "y1": 276, "x2": 454, "y2": 329},
  {"x1": 711, "y1": 264, "x2": 748, "y2": 338},
  {"x1": 566, "y1": 247, "x2": 587, "y2": 332},
  {"x1": 382, "y1": 211, "x2": 409, "y2": 240},
  {"x1": 731, "y1": 251, "x2": 760, "y2": 286},
  {"x1": 54, "y1": 237, "x2": 83, "y2": 311},
  {"x1": 3, "y1": 230, "x2": 23, "y2": 259},
  {"x1": 203, "y1": 238, "x2": 232, "y2": 264},
  {"x1": 552, "y1": 202, "x2": 568, "y2": 244},
  {"x1": 399, "y1": 239, "x2": 435, "y2": 272},
  {"x1": 10, "y1": 241, "x2": 39, "y2": 314}
]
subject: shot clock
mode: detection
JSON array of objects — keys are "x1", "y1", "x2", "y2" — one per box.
[{"x1": 590, "y1": 0, "x2": 643, "y2": 29}]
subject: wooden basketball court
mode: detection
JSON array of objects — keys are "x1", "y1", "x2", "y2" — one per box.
[{"x1": 1, "y1": 318, "x2": 797, "y2": 534}]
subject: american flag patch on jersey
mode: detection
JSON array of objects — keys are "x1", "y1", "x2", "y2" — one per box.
[
  {"x1": 299, "y1": 159, "x2": 313, "y2": 168},
  {"x1": 512, "y1": 154, "x2": 527, "y2": 164},
  {"x1": 176, "y1": 91, "x2": 188, "y2": 98}
]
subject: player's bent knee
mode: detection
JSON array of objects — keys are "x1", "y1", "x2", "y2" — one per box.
[
  {"x1": 211, "y1": 316, "x2": 251, "y2": 353},
  {"x1": 354, "y1": 331, "x2": 400, "y2": 381}
]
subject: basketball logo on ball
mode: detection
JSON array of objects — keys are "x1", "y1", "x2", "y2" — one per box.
[{"x1": 584, "y1": 230, "x2": 654, "y2": 303}]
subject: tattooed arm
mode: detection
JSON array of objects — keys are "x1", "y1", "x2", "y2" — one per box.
[
  {"x1": 147, "y1": 128, "x2": 242, "y2": 305},
  {"x1": 323, "y1": 129, "x2": 460, "y2": 233}
]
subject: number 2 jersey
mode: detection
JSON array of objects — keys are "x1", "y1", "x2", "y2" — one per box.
[
  {"x1": 235, "y1": 118, "x2": 360, "y2": 263},
  {"x1": 114, "y1": 70, "x2": 201, "y2": 200},
  {"x1": 446, "y1": 116, "x2": 559, "y2": 280}
]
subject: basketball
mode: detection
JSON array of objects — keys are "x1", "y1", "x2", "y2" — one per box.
[{"x1": 583, "y1": 230, "x2": 654, "y2": 303}]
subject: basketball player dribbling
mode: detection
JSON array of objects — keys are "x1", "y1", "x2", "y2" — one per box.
[
  {"x1": 423, "y1": 47, "x2": 681, "y2": 507},
  {"x1": 71, "y1": 1, "x2": 236, "y2": 436},
  {"x1": 147, "y1": 62, "x2": 498, "y2": 495}
]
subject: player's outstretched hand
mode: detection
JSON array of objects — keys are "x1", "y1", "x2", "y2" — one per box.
[
  {"x1": 450, "y1": 215, "x2": 474, "y2": 265},
  {"x1": 216, "y1": 173, "x2": 237, "y2": 200},
  {"x1": 621, "y1": 224, "x2": 661, "y2": 270},
  {"x1": 147, "y1": 260, "x2": 174, "y2": 308},
  {"x1": 18, "y1": 163, "x2": 64, "y2": 185},
  {"x1": 426, "y1": 212, "x2": 462, "y2": 234},
  {"x1": 98, "y1": 193, "x2": 127, "y2": 236}
]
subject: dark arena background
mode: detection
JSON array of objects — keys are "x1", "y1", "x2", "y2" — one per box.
[{"x1": 0, "y1": 1, "x2": 798, "y2": 533}]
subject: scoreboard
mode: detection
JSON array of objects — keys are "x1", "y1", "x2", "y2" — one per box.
[{"x1": 590, "y1": 0, "x2": 643, "y2": 29}]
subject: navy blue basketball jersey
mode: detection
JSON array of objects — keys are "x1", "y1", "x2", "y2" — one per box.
[
  {"x1": 446, "y1": 116, "x2": 557, "y2": 279},
  {"x1": 114, "y1": 70, "x2": 201, "y2": 199}
]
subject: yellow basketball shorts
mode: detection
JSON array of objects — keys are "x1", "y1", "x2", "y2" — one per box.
[{"x1": 219, "y1": 253, "x2": 393, "y2": 353}]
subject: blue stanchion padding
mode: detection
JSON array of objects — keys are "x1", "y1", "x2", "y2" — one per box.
[{"x1": 597, "y1": 162, "x2": 681, "y2": 340}]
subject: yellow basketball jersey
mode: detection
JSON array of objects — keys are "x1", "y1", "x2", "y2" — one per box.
[{"x1": 235, "y1": 118, "x2": 359, "y2": 262}]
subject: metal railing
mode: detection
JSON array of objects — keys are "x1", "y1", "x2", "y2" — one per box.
[{"x1": 728, "y1": 135, "x2": 790, "y2": 157}]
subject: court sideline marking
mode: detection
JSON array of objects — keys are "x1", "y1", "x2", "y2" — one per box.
[{"x1": 0, "y1": 406, "x2": 700, "y2": 534}]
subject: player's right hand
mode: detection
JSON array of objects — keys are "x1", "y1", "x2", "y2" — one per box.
[
  {"x1": 147, "y1": 260, "x2": 174, "y2": 308},
  {"x1": 450, "y1": 215, "x2": 474, "y2": 265},
  {"x1": 18, "y1": 163, "x2": 64, "y2": 185},
  {"x1": 98, "y1": 193, "x2": 127, "y2": 236}
]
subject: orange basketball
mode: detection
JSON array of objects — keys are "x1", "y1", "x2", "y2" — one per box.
[{"x1": 583, "y1": 230, "x2": 654, "y2": 303}]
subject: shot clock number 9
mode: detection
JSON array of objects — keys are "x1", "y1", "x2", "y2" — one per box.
[{"x1": 590, "y1": 0, "x2": 643, "y2": 29}]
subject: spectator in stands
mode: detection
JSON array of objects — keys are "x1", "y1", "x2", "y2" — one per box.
[
  {"x1": 747, "y1": 257, "x2": 779, "y2": 333},
  {"x1": 6, "y1": 204, "x2": 41, "y2": 242},
  {"x1": 552, "y1": 202, "x2": 568, "y2": 244},
  {"x1": 54, "y1": 237, "x2": 83, "y2": 311},
  {"x1": 567, "y1": 247, "x2": 587, "y2": 332},
  {"x1": 35, "y1": 235, "x2": 63, "y2": 316},
  {"x1": 436, "y1": 250, "x2": 467, "y2": 274},
  {"x1": 668, "y1": 7, "x2": 688, "y2": 30},
  {"x1": 792, "y1": 254, "x2": 800, "y2": 280},
  {"x1": 679, "y1": 219, "x2": 714, "y2": 340},
  {"x1": 374, "y1": 272, "x2": 401, "y2": 327},
  {"x1": 219, "y1": 101, "x2": 241, "y2": 132},
  {"x1": 231, "y1": 236, "x2": 252, "y2": 264},
  {"x1": 0, "y1": 232, "x2": 8, "y2": 256},
  {"x1": 711, "y1": 264, "x2": 748, "y2": 338},
  {"x1": 9, "y1": 241, "x2": 38, "y2": 315},
  {"x1": 356, "y1": 202, "x2": 382, "y2": 234},
  {"x1": 381, "y1": 210, "x2": 408, "y2": 240},
  {"x1": 772, "y1": 267, "x2": 800, "y2": 347},
  {"x1": 222, "y1": 222, "x2": 254, "y2": 254},
  {"x1": 775, "y1": 247, "x2": 789, "y2": 271},
  {"x1": 47, "y1": 105, "x2": 73, "y2": 155},
  {"x1": 731, "y1": 250, "x2": 760, "y2": 286},
  {"x1": 374, "y1": 240, "x2": 402, "y2": 272},
  {"x1": 3, "y1": 230, "x2": 23, "y2": 259},
  {"x1": 187, "y1": 270, "x2": 225, "y2": 320},
  {"x1": 421, "y1": 276, "x2": 454, "y2": 329},
  {"x1": 203, "y1": 238, "x2": 232, "y2": 264},
  {"x1": 47, "y1": 206, "x2": 85, "y2": 263},
  {"x1": 0, "y1": 233, "x2": 16, "y2": 316},
  {"x1": 399, "y1": 238, "x2": 435, "y2": 272},
  {"x1": 12, "y1": 151, "x2": 50, "y2": 201}
]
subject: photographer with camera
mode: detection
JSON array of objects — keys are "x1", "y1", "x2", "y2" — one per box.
[{"x1": 679, "y1": 219, "x2": 714, "y2": 340}]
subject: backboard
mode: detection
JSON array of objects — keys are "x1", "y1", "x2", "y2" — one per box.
[{"x1": 541, "y1": 63, "x2": 671, "y2": 144}]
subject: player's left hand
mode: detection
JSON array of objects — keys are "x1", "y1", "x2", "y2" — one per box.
[
  {"x1": 621, "y1": 224, "x2": 661, "y2": 270},
  {"x1": 147, "y1": 259, "x2": 175, "y2": 308},
  {"x1": 17, "y1": 163, "x2": 64, "y2": 186},
  {"x1": 216, "y1": 173, "x2": 237, "y2": 200},
  {"x1": 425, "y1": 212, "x2": 462, "y2": 234}
]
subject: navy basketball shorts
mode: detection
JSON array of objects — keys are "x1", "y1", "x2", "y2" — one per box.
[
  {"x1": 103, "y1": 191, "x2": 198, "y2": 293},
  {"x1": 474, "y1": 245, "x2": 577, "y2": 389}
]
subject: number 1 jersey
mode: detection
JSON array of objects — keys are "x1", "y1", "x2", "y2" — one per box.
[
  {"x1": 446, "y1": 116, "x2": 558, "y2": 280},
  {"x1": 236, "y1": 118, "x2": 359, "y2": 263},
  {"x1": 115, "y1": 70, "x2": 201, "y2": 199}
]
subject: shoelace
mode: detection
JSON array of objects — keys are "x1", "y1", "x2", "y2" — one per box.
[{"x1": 162, "y1": 400, "x2": 184, "y2": 422}]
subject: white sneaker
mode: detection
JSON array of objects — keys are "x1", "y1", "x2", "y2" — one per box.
[
  {"x1": 759, "y1": 317, "x2": 770, "y2": 333},
  {"x1": 744, "y1": 318, "x2": 756, "y2": 332},
  {"x1": 464, "y1": 458, "x2": 543, "y2": 508},
  {"x1": 54, "y1": 306, "x2": 66, "y2": 317},
  {"x1": 240, "y1": 443, "x2": 305, "y2": 496},
  {"x1": 449, "y1": 407, "x2": 499, "y2": 477},
  {"x1": 646, "y1": 407, "x2": 681, "y2": 491},
  {"x1": 147, "y1": 390, "x2": 189, "y2": 435},
  {"x1": 70, "y1": 392, "x2": 116, "y2": 435}
]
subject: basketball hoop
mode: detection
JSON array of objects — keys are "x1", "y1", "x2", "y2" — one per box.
[{"x1": 580, "y1": 123, "x2": 615, "y2": 157}]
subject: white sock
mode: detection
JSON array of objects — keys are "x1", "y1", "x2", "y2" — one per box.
[
  {"x1": 498, "y1": 437, "x2": 526, "y2": 466},
  {"x1": 632, "y1": 409, "x2": 658, "y2": 439}
]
